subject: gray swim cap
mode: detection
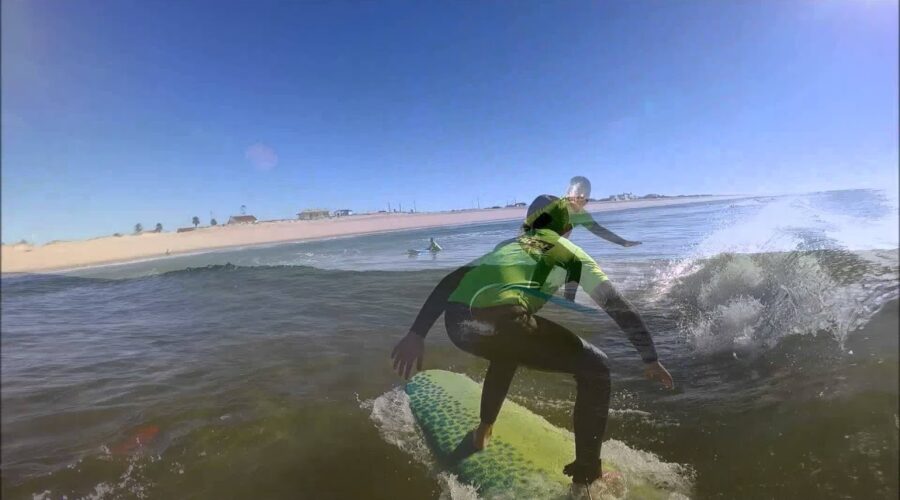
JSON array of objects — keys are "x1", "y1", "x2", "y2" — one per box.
[{"x1": 566, "y1": 176, "x2": 592, "y2": 199}]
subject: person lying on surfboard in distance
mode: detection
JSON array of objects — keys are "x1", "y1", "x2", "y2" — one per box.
[
  {"x1": 408, "y1": 237, "x2": 443, "y2": 256},
  {"x1": 391, "y1": 194, "x2": 674, "y2": 490}
]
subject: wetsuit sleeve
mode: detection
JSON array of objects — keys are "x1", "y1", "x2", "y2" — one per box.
[
  {"x1": 409, "y1": 266, "x2": 472, "y2": 338},
  {"x1": 564, "y1": 252, "x2": 579, "y2": 301},
  {"x1": 584, "y1": 221, "x2": 631, "y2": 246},
  {"x1": 591, "y1": 281, "x2": 659, "y2": 363},
  {"x1": 571, "y1": 210, "x2": 631, "y2": 246},
  {"x1": 560, "y1": 243, "x2": 658, "y2": 363}
]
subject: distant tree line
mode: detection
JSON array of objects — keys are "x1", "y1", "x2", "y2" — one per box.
[{"x1": 128, "y1": 216, "x2": 221, "y2": 235}]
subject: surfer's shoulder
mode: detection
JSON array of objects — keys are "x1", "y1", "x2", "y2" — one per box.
[{"x1": 568, "y1": 208, "x2": 596, "y2": 227}]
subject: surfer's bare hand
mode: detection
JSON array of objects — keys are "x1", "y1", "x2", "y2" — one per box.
[
  {"x1": 391, "y1": 331, "x2": 424, "y2": 379},
  {"x1": 622, "y1": 240, "x2": 642, "y2": 247},
  {"x1": 644, "y1": 361, "x2": 673, "y2": 389}
]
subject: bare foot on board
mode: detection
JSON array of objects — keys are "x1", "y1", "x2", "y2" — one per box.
[{"x1": 472, "y1": 422, "x2": 493, "y2": 450}]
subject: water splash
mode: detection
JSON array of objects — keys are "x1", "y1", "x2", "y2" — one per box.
[
  {"x1": 366, "y1": 387, "x2": 480, "y2": 500},
  {"x1": 666, "y1": 251, "x2": 897, "y2": 354},
  {"x1": 651, "y1": 191, "x2": 898, "y2": 354}
]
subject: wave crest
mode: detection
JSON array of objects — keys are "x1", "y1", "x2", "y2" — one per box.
[{"x1": 666, "y1": 250, "x2": 898, "y2": 354}]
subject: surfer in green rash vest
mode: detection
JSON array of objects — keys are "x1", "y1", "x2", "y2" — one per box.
[
  {"x1": 563, "y1": 176, "x2": 642, "y2": 248},
  {"x1": 391, "y1": 194, "x2": 674, "y2": 489},
  {"x1": 561, "y1": 176, "x2": 641, "y2": 302}
]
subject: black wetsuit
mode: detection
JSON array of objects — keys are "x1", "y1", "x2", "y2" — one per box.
[{"x1": 408, "y1": 228, "x2": 657, "y2": 473}]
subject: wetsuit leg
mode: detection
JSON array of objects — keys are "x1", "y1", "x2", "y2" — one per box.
[
  {"x1": 481, "y1": 361, "x2": 517, "y2": 424},
  {"x1": 496, "y1": 315, "x2": 611, "y2": 469},
  {"x1": 445, "y1": 305, "x2": 611, "y2": 471},
  {"x1": 572, "y1": 344, "x2": 611, "y2": 469}
]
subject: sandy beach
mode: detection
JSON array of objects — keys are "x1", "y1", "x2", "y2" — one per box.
[{"x1": 2, "y1": 196, "x2": 741, "y2": 273}]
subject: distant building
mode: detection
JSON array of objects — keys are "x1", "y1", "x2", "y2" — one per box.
[
  {"x1": 176, "y1": 227, "x2": 196, "y2": 233},
  {"x1": 333, "y1": 209, "x2": 354, "y2": 217},
  {"x1": 604, "y1": 192, "x2": 637, "y2": 201},
  {"x1": 297, "y1": 209, "x2": 330, "y2": 220},
  {"x1": 228, "y1": 215, "x2": 258, "y2": 224}
]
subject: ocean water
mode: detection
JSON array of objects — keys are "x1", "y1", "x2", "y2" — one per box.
[{"x1": 2, "y1": 190, "x2": 897, "y2": 499}]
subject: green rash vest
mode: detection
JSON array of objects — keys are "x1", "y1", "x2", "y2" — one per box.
[
  {"x1": 408, "y1": 226, "x2": 659, "y2": 363},
  {"x1": 568, "y1": 208, "x2": 597, "y2": 229},
  {"x1": 447, "y1": 228, "x2": 609, "y2": 312}
]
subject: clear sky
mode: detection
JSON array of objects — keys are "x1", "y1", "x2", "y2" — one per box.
[{"x1": 2, "y1": 0, "x2": 897, "y2": 243}]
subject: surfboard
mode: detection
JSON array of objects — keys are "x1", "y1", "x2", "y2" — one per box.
[
  {"x1": 405, "y1": 370, "x2": 677, "y2": 499},
  {"x1": 406, "y1": 248, "x2": 439, "y2": 256}
]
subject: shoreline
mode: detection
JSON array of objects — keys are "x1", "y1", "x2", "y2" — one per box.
[{"x1": 2, "y1": 196, "x2": 744, "y2": 274}]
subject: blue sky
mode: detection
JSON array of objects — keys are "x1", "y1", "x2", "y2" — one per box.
[{"x1": 2, "y1": 0, "x2": 897, "y2": 243}]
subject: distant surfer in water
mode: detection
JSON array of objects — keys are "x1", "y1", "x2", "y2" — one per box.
[
  {"x1": 392, "y1": 195, "x2": 673, "y2": 490},
  {"x1": 408, "y1": 238, "x2": 443, "y2": 256}
]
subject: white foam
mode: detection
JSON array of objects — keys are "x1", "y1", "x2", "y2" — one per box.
[
  {"x1": 654, "y1": 193, "x2": 899, "y2": 354},
  {"x1": 81, "y1": 482, "x2": 115, "y2": 500},
  {"x1": 679, "y1": 251, "x2": 897, "y2": 353},
  {"x1": 656, "y1": 192, "x2": 898, "y2": 299},
  {"x1": 62, "y1": 457, "x2": 151, "y2": 500},
  {"x1": 697, "y1": 258, "x2": 764, "y2": 309},
  {"x1": 691, "y1": 196, "x2": 809, "y2": 257},
  {"x1": 823, "y1": 191, "x2": 899, "y2": 252},
  {"x1": 691, "y1": 192, "x2": 899, "y2": 257},
  {"x1": 601, "y1": 439, "x2": 695, "y2": 496},
  {"x1": 366, "y1": 388, "x2": 480, "y2": 500}
]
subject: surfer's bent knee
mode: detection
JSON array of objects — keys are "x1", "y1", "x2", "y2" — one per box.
[{"x1": 578, "y1": 343, "x2": 610, "y2": 380}]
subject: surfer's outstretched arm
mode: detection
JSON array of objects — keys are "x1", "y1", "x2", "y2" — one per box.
[
  {"x1": 392, "y1": 265, "x2": 473, "y2": 379},
  {"x1": 558, "y1": 246, "x2": 671, "y2": 386},
  {"x1": 585, "y1": 279, "x2": 674, "y2": 388},
  {"x1": 552, "y1": 243, "x2": 656, "y2": 362},
  {"x1": 583, "y1": 220, "x2": 640, "y2": 247},
  {"x1": 408, "y1": 265, "x2": 473, "y2": 338},
  {"x1": 587, "y1": 280, "x2": 657, "y2": 363},
  {"x1": 570, "y1": 209, "x2": 639, "y2": 247}
]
